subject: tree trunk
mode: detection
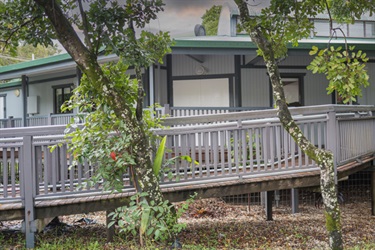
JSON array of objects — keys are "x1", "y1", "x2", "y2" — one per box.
[
  {"x1": 34, "y1": 0, "x2": 164, "y2": 204},
  {"x1": 235, "y1": 1, "x2": 343, "y2": 249}
]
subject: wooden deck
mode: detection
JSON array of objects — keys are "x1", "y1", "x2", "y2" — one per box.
[{"x1": 1, "y1": 154, "x2": 373, "y2": 223}]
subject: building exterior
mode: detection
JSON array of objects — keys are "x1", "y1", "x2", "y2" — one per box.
[{"x1": 0, "y1": 8, "x2": 374, "y2": 125}]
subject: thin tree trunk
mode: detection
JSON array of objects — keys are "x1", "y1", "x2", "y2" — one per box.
[
  {"x1": 235, "y1": 1, "x2": 343, "y2": 249},
  {"x1": 34, "y1": 0, "x2": 164, "y2": 204}
]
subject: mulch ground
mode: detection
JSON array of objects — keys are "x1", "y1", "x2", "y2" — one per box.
[{"x1": 0, "y1": 198, "x2": 374, "y2": 249}]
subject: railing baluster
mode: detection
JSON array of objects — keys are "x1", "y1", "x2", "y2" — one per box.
[
  {"x1": 270, "y1": 126, "x2": 275, "y2": 171},
  {"x1": 10, "y1": 148, "x2": 16, "y2": 197},
  {"x1": 60, "y1": 145, "x2": 67, "y2": 192},
  {"x1": 262, "y1": 127, "x2": 268, "y2": 172},
  {"x1": 197, "y1": 132, "x2": 203, "y2": 178},
  {"x1": 249, "y1": 128, "x2": 254, "y2": 173},
  {"x1": 297, "y1": 132, "x2": 302, "y2": 168},
  {"x1": 212, "y1": 131, "x2": 219, "y2": 177},
  {"x1": 51, "y1": 148, "x2": 58, "y2": 193},
  {"x1": 2, "y1": 147, "x2": 8, "y2": 198},
  {"x1": 255, "y1": 128, "x2": 261, "y2": 172},
  {"x1": 241, "y1": 129, "x2": 247, "y2": 173},
  {"x1": 291, "y1": 133, "x2": 296, "y2": 169},
  {"x1": 276, "y1": 126, "x2": 281, "y2": 170}
]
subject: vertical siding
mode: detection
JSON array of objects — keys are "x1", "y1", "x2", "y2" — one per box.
[
  {"x1": 172, "y1": 55, "x2": 234, "y2": 76},
  {"x1": 155, "y1": 68, "x2": 168, "y2": 105},
  {"x1": 358, "y1": 63, "x2": 375, "y2": 105},
  {"x1": 241, "y1": 68, "x2": 270, "y2": 107}
]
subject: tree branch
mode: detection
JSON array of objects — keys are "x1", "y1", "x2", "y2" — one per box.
[
  {"x1": 1, "y1": 15, "x2": 41, "y2": 49},
  {"x1": 77, "y1": 0, "x2": 93, "y2": 52}
]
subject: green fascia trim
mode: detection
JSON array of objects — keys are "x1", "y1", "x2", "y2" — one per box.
[
  {"x1": 172, "y1": 38, "x2": 375, "y2": 51},
  {"x1": 0, "y1": 53, "x2": 71, "y2": 74},
  {"x1": 172, "y1": 39, "x2": 258, "y2": 49}
]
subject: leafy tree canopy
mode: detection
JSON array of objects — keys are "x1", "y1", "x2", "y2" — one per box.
[{"x1": 202, "y1": 5, "x2": 222, "y2": 36}]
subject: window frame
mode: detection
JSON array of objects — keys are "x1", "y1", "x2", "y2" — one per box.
[{"x1": 52, "y1": 84, "x2": 74, "y2": 114}]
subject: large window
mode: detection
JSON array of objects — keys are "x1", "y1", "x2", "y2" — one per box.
[
  {"x1": 314, "y1": 19, "x2": 375, "y2": 38},
  {"x1": 173, "y1": 78, "x2": 230, "y2": 107},
  {"x1": 53, "y1": 84, "x2": 73, "y2": 114}
]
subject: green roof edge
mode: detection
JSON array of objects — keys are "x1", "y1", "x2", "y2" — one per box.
[
  {"x1": 173, "y1": 39, "x2": 375, "y2": 51},
  {"x1": 1, "y1": 37, "x2": 374, "y2": 75},
  {"x1": 0, "y1": 53, "x2": 72, "y2": 74}
]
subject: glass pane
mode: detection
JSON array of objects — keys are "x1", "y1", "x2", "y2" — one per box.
[
  {"x1": 348, "y1": 22, "x2": 364, "y2": 37},
  {"x1": 55, "y1": 88, "x2": 62, "y2": 113},
  {"x1": 282, "y1": 78, "x2": 301, "y2": 106},
  {"x1": 332, "y1": 22, "x2": 346, "y2": 37},
  {"x1": 314, "y1": 20, "x2": 330, "y2": 37},
  {"x1": 366, "y1": 22, "x2": 375, "y2": 38}
]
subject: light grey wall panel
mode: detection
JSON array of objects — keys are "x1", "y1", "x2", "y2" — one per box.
[
  {"x1": 279, "y1": 56, "x2": 312, "y2": 66},
  {"x1": 358, "y1": 63, "x2": 375, "y2": 105},
  {"x1": 2, "y1": 89, "x2": 23, "y2": 118},
  {"x1": 279, "y1": 68, "x2": 331, "y2": 105},
  {"x1": 28, "y1": 77, "x2": 77, "y2": 115},
  {"x1": 155, "y1": 68, "x2": 168, "y2": 105},
  {"x1": 303, "y1": 71, "x2": 331, "y2": 105},
  {"x1": 241, "y1": 68, "x2": 270, "y2": 107},
  {"x1": 172, "y1": 55, "x2": 234, "y2": 76}
]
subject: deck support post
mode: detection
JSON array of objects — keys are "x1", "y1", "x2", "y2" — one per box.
[
  {"x1": 265, "y1": 191, "x2": 273, "y2": 221},
  {"x1": 371, "y1": 170, "x2": 375, "y2": 216},
  {"x1": 23, "y1": 135, "x2": 36, "y2": 248},
  {"x1": 291, "y1": 188, "x2": 299, "y2": 214},
  {"x1": 107, "y1": 210, "x2": 115, "y2": 242},
  {"x1": 21, "y1": 75, "x2": 28, "y2": 127}
]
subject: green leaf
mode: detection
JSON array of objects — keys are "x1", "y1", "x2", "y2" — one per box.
[
  {"x1": 107, "y1": 220, "x2": 116, "y2": 228},
  {"x1": 140, "y1": 207, "x2": 150, "y2": 235},
  {"x1": 309, "y1": 46, "x2": 318, "y2": 55},
  {"x1": 153, "y1": 136, "x2": 167, "y2": 177}
]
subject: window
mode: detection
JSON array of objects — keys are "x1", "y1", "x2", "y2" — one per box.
[
  {"x1": 53, "y1": 84, "x2": 73, "y2": 114},
  {"x1": 0, "y1": 95, "x2": 6, "y2": 119},
  {"x1": 314, "y1": 19, "x2": 375, "y2": 38},
  {"x1": 365, "y1": 22, "x2": 375, "y2": 38},
  {"x1": 270, "y1": 74, "x2": 305, "y2": 107},
  {"x1": 348, "y1": 22, "x2": 364, "y2": 37},
  {"x1": 282, "y1": 78, "x2": 303, "y2": 107},
  {"x1": 314, "y1": 20, "x2": 330, "y2": 37}
]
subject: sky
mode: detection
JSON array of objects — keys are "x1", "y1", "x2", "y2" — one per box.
[
  {"x1": 56, "y1": 0, "x2": 270, "y2": 52},
  {"x1": 146, "y1": 0, "x2": 270, "y2": 37}
]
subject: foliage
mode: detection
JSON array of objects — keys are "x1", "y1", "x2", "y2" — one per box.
[
  {"x1": 201, "y1": 5, "x2": 222, "y2": 36},
  {"x1": 234, "y1": 0, "x2": 373, "y2": 249},
  {"x1": 308, "y1": 45, "x2": 369, "y2": 103},
  {"x1": 328, "y1": 0, "x2": 375, "y2": 23},
  {"x1": 62, "y1": 60, "x2": 163, "y2": 192},
  {"x1": 108, "y1": 192, "x2": 196, "y2": 245},
  {"x1": 153, "y1": 136, "x2": 167, "y2": 176},
  {"x1": 237, "y1": 0, "x2": 323, "y2": 59}
]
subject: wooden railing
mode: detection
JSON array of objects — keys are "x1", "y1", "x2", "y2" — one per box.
[
  {"x1": 1, "y1": 105, "x2": 374, "y2": 202},
  {"x1": 0, "y1": 106, "x2": 168, "y2": 128}
]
